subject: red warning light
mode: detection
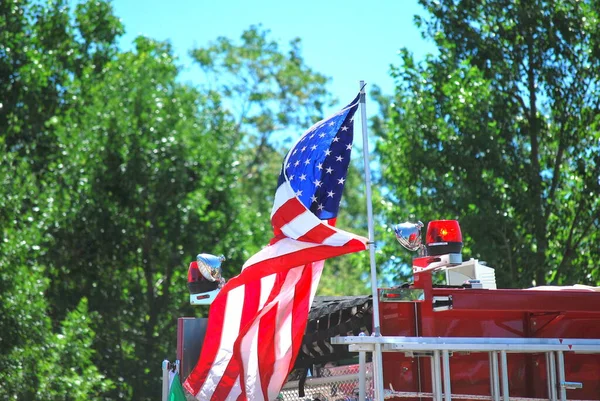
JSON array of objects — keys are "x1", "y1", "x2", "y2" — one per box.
[{"x1": 426, "y1": 220, "x2": 463, "y2": 256}]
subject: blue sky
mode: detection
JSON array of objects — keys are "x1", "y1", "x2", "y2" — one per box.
[{"x1": 110, "y1": 0, "x2": 437, "y2": 116}]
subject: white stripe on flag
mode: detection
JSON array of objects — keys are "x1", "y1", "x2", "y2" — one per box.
[
  {"x1": 280, "y1": 210, "x2": 320, "y2": 240},
  {"x1": 269, "y1": 262, "x2": 324, "y2": 397},
  {"x1": 240, "y1": 312, "x2": 264, "y2": 401},
  {"x1": 197, "y1": 285, "x2": 244, "y2": 399},
  {"x1": 271, "y1": 182, "x2": 296, "y2": 218},
  {"x1": 259, "y1": 273, "x2": 276, "y2": 307},
  {"x1": 322, "y1": 232, "x2": 353, "y2": 246},
  {"x1": 308, "y1": 262, "x2": 325, "y2": 307},
  {"x1": 240, "y1": 266, "x2": 303, "y2": 401},
  {"x1": 242, "y1": 238, "x2": 322, "y2": 269},
  {"x1": 267, "y1": 269, "x2": 300, "y2": 398},
  {"x1": 225, "y1": 376, "x2": 242, "y2": 401}
]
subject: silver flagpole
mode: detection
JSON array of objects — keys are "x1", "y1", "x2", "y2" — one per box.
[{"x1": 359, "y1": 80, "x2": 385, "y2": 401}]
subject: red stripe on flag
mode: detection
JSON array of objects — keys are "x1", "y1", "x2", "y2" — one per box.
[
  {"x1": 260, "y1": 268, "x2": 302, "y2": 400},
  {"x1": 288, "y1": 263, "x2": 314, "y2": 377},
  {"x1": 258, "y1": 302, "x2": 278, "y2": 400},
  {"x1": 209, "y1": 358, "x2": 239, "y2": 401},
  {"x1": 296, "y1": 223, "x2": 337, "y2": 243},
  {"x1": 255, "y1": 264, "x2": 317, "y2": 400},
  {"x1": 183, "y1": 290, "x2": 230, "y2": 396},
  {"x1": 236, "y1": 271, "x2": 288, "y2": 401},
  {"x1": 209, "y1": 279, "x2": 262, "y2": 401},
  {"x1": 271, "y1": 197, "x2": 305, "y2": 230}
]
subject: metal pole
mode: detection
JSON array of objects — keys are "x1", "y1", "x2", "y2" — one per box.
[
  {"x1": 359, "y1": 80, "x2": 384, "y2": 401},
  {"x1": 431, "y1": 354, "x2": 438, "y2": 401},
  {"x1": 545, "y1": 352, "x2": 552, "y2": 401},
  {"x1": 491, "y1": 352, "x2": 500, "y2": 401},
  {"x1": 442, "y1": 350, "x2": 452, "y2": 401},
  {"x1": 557, "y1": 351, "x2": 567, "y2": 401},
  {"x1": 433, "y1": 350, "x2": 443, "y2": 401},
  {"x1": 489, "y1": 353, "x2": 495, "y2": 401},
  {"x1": 500, "y1": 351, "x2": 509, "y2": 401},
  {"x1": 359, "y1": 351, "x2": 367, "y2": 401},
  {"x1": 162, "y1": 360, "x2": 170, "y2": 401},
  {"x1": 549, "y1": 352, "x2": 558, "y2": 401},
  {"x1": 358, "y1": 80, "x2": 381, "y2": 336}
]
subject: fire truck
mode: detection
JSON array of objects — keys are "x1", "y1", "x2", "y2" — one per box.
[{"x1": 165, "y1": 219, "x2": 600, "y2": 401}]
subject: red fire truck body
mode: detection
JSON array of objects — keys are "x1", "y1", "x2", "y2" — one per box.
[
  {"x1": 378, "y1": 270, "x2": 600, "y2": 400},
  {"x1": 174, "y1": 220, "x2": 600, "y2": 401}
]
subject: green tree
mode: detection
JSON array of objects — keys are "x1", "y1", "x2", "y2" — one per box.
[
  {"x1": 2, "y1": 3, "x2": 374, "y2": 400},
  {"x1": 43, "y1": 35, "x2": 255, "y2": 400},
  {"x1": 0, "y1": 139, "x2": 113, "y2": 401},
  {"x1": 377, "y1": 0, "x2": 600, "y2": 288},
  {"x1": 1, "y1": 0, "x2": 119, "y2": 399}
]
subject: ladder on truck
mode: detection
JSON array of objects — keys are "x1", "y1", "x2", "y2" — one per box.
[{"x1": 331, "y1": 336, "x2": 600, "y2": 401}]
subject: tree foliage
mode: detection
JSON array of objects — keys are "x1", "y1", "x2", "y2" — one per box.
[
  {"x1": 190, "y1": 25, "x2": 335, "y2": 234},
  {"x1": 376, "y1": 0, "x2": 600, "y2": 288},
  {"x1": 1, "y1": 1, "x2": 371, "y2": 400},
  {"x1": 1, "y1": 0, "x2": 120, "y2": 398}
]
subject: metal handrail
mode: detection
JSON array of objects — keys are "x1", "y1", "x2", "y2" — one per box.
[
  {"x1": 332, "y1": 336, "x2": 600, "y2": 353},
  {"x1": 331, "y1": 336, "x2": 600, "y2": 401}
]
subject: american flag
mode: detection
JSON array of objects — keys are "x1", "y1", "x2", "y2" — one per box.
[{"x1": 183, "y1": 94, "x2": 368, "y2": 401}]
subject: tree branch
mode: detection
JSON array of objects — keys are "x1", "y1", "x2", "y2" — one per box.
[
  {"x1": 553, "y1": 199, "x2": 594, "y2": 284},
  {"x1": 544, "y1": 121, "x2": 567, "y2": 221}
]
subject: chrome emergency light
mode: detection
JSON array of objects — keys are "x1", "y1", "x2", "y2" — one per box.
[
  {"x1": 394, "y1": 221, "x2": 425, "y2": 255},
  {"x1": 196, "y1": 253, "x2": 225, "y2": 282},
  {"x1": 187, "y1": 253, "x2": 226, "y2": 305}
]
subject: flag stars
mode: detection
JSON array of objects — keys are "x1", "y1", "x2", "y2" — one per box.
[{"x1": 278, "y1": 100, "x2": 358, "y2": 217}]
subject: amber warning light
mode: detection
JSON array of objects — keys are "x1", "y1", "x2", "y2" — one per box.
[{"x1": 426, "y1": 220, "x2": 463, "y2": 256}]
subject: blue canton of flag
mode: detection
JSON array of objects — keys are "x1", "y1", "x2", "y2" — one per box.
[{"x1": 277, "y1": 94, "x2": 360, "y2": 221}]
